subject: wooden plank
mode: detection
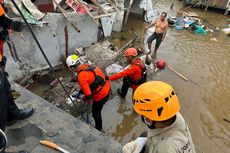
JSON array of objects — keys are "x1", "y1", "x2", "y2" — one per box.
[{"x1": 93, "y1": 13, "x2": 112, "y2": 19}]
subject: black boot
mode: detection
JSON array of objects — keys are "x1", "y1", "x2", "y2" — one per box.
[{"x1": 7, "y1": 108, "x2": 34, "y2": 126}]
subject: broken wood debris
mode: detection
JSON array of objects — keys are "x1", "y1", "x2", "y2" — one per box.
[{"x1": 53, "y1": 0, "x2": 81, "y2": 32}]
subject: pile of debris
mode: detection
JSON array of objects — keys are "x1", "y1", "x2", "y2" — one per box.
[{"x1": 168, "y1": 11, "x2": 219, "y2": 35}]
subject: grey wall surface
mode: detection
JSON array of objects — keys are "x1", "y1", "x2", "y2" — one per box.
[{"x1": 4, "y1": 12, "x2": 98, "y2": 80}]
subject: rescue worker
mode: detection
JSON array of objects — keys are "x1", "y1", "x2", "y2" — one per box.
[
  {"x1": 0, "y1": 61, "x2": 32, "y2": 153},
  {"x1": 66, "y1": 54, "x2": 111, "y2": 131},
  {"x1": 0, "y1": 0, "x2": 10, "y2": 61},
  {"x1": 110, "y1": 48, "x2": 146, "y2": 98},
  {"x1": 123, "y1": 81, "x2": 196, "y2": 153}
]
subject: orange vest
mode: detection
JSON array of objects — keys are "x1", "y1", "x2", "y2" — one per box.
[
  {"x1": 77, "y1": 64, "x2": 110, "y2": 102},
  {"x1": 0, "y1": 3, "x2": 5, "y2": 16}
]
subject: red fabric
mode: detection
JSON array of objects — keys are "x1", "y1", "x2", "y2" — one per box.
[
  {"x1": 0, "y1": 38, "x2": 4, "y2": 61},
  {"x1": 156, "y1": 59, "x2": 166, "y2": 69},
  {"x1": 110, "y1": 59, "x2": 144, "y2": 90},
  {"x1": 77, "y1": 64, "x2": 110, "y2": 102}
]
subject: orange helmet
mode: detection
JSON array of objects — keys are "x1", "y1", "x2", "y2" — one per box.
[
  {"x1": 0, "y1": 3, "x2": 5, "y2": 16},
  {"x1": 133, "y1": 81, "x2": 180, "y2": 121},
  {"x1": 124, "y1": 48, "x2": 138, "y2": 57}
]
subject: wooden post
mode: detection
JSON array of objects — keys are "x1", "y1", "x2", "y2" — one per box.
[{"x1": 122, "y1": 0, "x2": 134, "y2": 31}]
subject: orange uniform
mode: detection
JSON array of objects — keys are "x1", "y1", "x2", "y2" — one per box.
[
  {"x1": 77, "y1": 64, "x2": 110, "y2": 102},
  {"x1": 110, "y1": 59, "x2": 145, "y2": 90},
  {"x1": 0, "y1": 39, "x2": 3, "y2": 61},
  {"x1": 0, "y1": 2, "x2": 5, "y2": 61}
]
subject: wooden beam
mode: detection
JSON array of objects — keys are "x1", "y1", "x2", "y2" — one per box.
[
  {"x1": 53, "y1": 0, "x2": 80, "y2": 32},
  {"x1": 93, "y1": 13, "x2": 112, "y2": 19}
]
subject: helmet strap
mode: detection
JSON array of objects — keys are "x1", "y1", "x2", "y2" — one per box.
[{"x1": 141, "y1": 116, "x2": 156, "y2": 129}]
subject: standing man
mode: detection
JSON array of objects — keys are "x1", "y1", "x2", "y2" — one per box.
[
  {"x1": 122, "y1": 81, "x2": 196, "y2": 153},
  {"x1": 0, "y1": 60, "x2": 33, "y2": 153},
  {"x1": 66, "y1": 54, "x2": 111, "y2": 131},
  {"x1": 110, "y1": 48, "x2": 146, "y2": 99},
  {"x1": 0, "y1": 2, "x2": 33, "y2": 127},
  {"x1": 145, "y1": 12, "x2": 168, "y2": 63}
]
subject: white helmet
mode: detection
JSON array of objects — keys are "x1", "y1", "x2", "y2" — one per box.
[{"x1": 66, "y1": 54, "x2": 83, "y2": 68}]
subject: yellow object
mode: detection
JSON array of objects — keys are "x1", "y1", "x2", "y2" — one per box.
[
  {"x1": 71, "y1": 54, "x2": 79, "y2": 60},
  {"x1": 133, "y1": 81, "x2": 180, "y2": 121},
  {"x1": 40, "y1": 140, "x2": 59, "y2": 150},
  {"x1": 40, "y1": 140, "x2": 70, "y2": 153}
]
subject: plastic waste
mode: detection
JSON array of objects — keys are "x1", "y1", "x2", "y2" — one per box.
[{"x1": 194, "y1": 25, "x2": 207, "y2": 35}]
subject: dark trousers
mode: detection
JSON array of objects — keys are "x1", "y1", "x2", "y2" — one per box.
[
  {"x1": 0, "y1": 71, "x2": 20, "y2": 131},
  {"x1": 0, "y1": 102, "x2": 7, "y2": 131},
  {"x1": 92, "y1": 94, "x2": 109, "y2": 131},
  {"x1": 147, "y1": 32, "x2": 163, "y2": 50},
  {"x1": 7, "y1": 98, "x2": 19, "y2": 123},
  {"x1": 120, "y1": 77, "x2": 132, "y2": 98}
]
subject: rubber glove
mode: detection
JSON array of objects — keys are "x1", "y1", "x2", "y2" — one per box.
[
  {"x1": 122, "y1": 137, "x2": 147, "y2": 153},
  {"x1": 122, "y1": 141, "x2": 136, "y2": 153},
  {"x1": 133, "y1": 137, "x2": 147, "y2": 153}
]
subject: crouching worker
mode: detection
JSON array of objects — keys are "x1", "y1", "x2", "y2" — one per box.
[
  {"x1": 123, "y1": 81, "x2": 196, "y2": 153},
  {"x1": 66, "y1": 55, "x2": 111, "y2": 131},
  {"x1": 110, "y1": 48, "x2": 147, "y2": 99}
]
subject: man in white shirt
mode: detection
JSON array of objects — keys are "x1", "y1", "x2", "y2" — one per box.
[{"x1": 123, "y1": 81, "x2": 196, "y2": 153}]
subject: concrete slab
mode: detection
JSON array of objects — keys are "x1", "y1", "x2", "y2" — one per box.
[{"x1": 5, "y1": 83, "x2": 122, "y2": 153}]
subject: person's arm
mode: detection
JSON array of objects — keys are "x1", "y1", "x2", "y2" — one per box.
[
  {"x1": 77, "y1": 72, "x2": 92, "y2": 100},
  {"x1": 145, "y1": 19, "x2": 156, "y2": 30},
  {"x1": 162, "y1": 23, "x2": 168, "y2": 41},
  {"x1": 109, "y1": 66, "x2": 138, "y2": 81},
  {"x1": 122, "y1": 137, "x2": 147, "y2": 153}
]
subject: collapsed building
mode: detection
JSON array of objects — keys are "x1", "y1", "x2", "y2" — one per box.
[{"x1": 3, "y1": 0, "x2": 155, "y2": 81}]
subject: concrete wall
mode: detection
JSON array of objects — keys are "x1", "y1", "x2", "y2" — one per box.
[{"x1": 5, "y1": 12, "x2": 98, "y2": 80}]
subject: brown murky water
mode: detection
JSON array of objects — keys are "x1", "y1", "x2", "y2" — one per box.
[
  {"x1": 104, "y1": 1, "x2": 230, "y2": 153},
  {"x1": 28, "y1": 1, "x2": 230, "y2": 153}
]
